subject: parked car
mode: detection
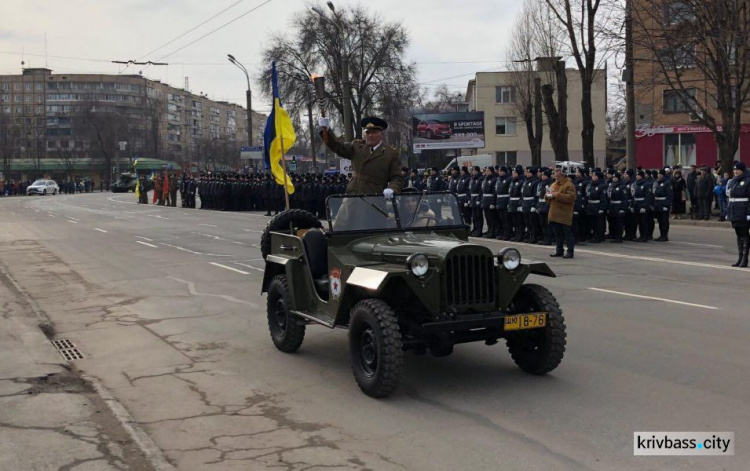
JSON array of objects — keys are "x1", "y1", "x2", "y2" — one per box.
[
  {"x1": 26, "y1": 180, "x2": 59, "y2": 196},
  {"x1": 260, "y1": 191, "x2": 566, "y2": 398},
  {"x1": 417, "y1": 120, "x2": 453, "y2": 139}
]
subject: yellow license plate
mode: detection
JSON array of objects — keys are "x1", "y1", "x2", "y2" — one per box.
[{"x1": 504, "y1": 313, "x2": 547, "y2": 331}]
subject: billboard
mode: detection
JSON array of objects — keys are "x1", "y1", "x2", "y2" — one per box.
[{"x1": 412, "y1": 112, "x2": 485, "y2": 151}]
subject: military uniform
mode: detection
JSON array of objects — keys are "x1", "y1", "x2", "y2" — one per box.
[
  {"x1": 632, "y1": 172, "x2": 653, "y2": 242},
  {"x1": 480, "y1": 169, "x2": 498, "y2": 238},
  {"x1": 469, "y1": 169, "x2": 484, "y2": 236},
  {"x1": 536, "y1": 173, "x2": 552, "y2": 245},
  {"x1": 509, "y1": 169, "x2": 525, "y2": 241},
  {"x1": 586, "y1": 175, "x2": 609, "y2": 243},
  {"x1": 607, "y1": 174, "x2": 629, "y2": 243},
  {"x1": 494, "y1": 168, "x2": 512, "y2": 240},
  {"x1": 521, "y1": 169, "x2": 540, "y2": 244},
  {"x1": 652, "y1": 171, "x2": 673, "y2": 241},
  {"x1": 456, "y1": 170, "x2": 472, "y2": 225}
]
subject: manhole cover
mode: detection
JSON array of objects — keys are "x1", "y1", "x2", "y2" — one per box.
[{"x1": 51, "y1": 339, "x2": 85, "y2": 361}]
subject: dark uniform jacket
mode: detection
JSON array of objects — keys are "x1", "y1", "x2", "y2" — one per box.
[
  {"x1": 536, "y1": 178, "x2": 551, "y2": 214},
  {"x1": 426, "y1": 175, "x2": 447, "y2": 192},
  {"x1": 495, "y1": 174, "x2": 512, "y2": 210},
  {"x1": 456, "y1": 174, "x2": 471, "y2": 207},
  {"x1": 585, "y1": 180, "x2": 609, "y2": 215},
  {"x1": 321, "y1": 130, "x2": 404, "y2": 194},
  {"x1": 632, "y1": 179, "x2": 653, "y2": 212},
  {"x1": 480, "y1": 174, "x2": 497, "y2": 209},
  {"x1": 607, "y1": 181, "x2": 630, "y2": 215},
  {"x1": 726, "y1": 173, "x2": 750, "y2": 225},
  {"x1": 521, "y1": 176, "x2": 539, "y2": 213},
  {"x1": 469, "y1": 175, "x2": 483, "y2": 207},
  {"x1": 574, "y1": 177, "x2": 589, "y2": 215},
  {"x1": 509, "y1": 176, "x2": 525, "y2": 212},
  {"x1": 652, "y1": 178, "x2": 673, "y2": 212}
]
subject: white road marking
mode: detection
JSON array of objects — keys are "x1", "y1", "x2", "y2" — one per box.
[
  {"x1": 242, "y1": 229, "x2": 263, "y2": 233},
  {"x1": 135, "y1": 240, "x2": 158, "y2": 248},
  {"x1": 159, "y1": 242, "x2": 234, "y2": 257},
  {"x1": 115, "y1": 216, "x2": 134, "y2": 221},
  {"x1": 67, "y1": 220, "x2": 78, "y2": 224},
  {"x1": 67, "y1": 216, "x2": 80, "y2": 221},
  {"x1": 232, "y1": 262, "x2": 265, "y2": 273},
  {"x1": 671, "y1": 241, "x2": 724, "y2": 249},
  {"x1": 135, "y1": 236, "x2": 153, "y2": 241},
  {"x1": 199, "y1": 224, "x2": 217, "y2": 227},
  {"x1": 209, "y1": 262, "x2": 250, "y2": 275},
  {"x1": 34, "y1": 210, "x2": 39, "y2": 213},
  {"x1": 588, "y1": 287, "x2": 719, "y2": 310},
  {"x1": 48, "y1": 214, "x2": 56, "y2": 218},
  {"x1": 94, "y1": 228, "x2": 108, "y2": 233}
]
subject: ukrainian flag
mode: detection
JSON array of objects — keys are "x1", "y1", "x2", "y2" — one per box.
[{"x1": 263, "y1": 62, "x2": 295, "y2": 195}]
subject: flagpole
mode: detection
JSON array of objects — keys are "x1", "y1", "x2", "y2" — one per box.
[{"x1": 278, "y1": 130, "x2": 291, "y2": 211}]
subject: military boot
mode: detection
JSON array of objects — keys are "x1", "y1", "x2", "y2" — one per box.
[{"x1": 740, "y1": 237, "x2": 750, "y2": 268}]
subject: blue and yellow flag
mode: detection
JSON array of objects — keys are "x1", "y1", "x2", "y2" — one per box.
[{"x1": 263, "y1": 62, "x2": 296, "y2": 195}]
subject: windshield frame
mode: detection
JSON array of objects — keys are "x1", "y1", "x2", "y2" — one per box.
[{"x1": 325, "y1": 191, "x2": 465, "y2": 235}]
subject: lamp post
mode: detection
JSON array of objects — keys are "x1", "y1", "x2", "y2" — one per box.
[
  {"x1": 227, "y1": 54, "x2": 253, "y2": 147},
  {"x1": 312, "y1": 2, "x2": 353, "y2": 141}
]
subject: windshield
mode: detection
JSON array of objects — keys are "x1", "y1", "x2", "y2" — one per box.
[
  {"x1": 327, "y1": 192, "x2": 464, "y2": 233},
  {"x1": 32, "y1": 180, "x2": 46, "y2": 186}
]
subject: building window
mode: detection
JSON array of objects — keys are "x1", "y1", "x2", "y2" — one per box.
[
  {"x1": 663, "y1": 1, "x2": 695, "y2": 25},
  {"x1": 660, "y1": 44, "x2": 695, "y2": 69},
  {"x1": 495, "y1": 86, "x2": 516, "y2": 104},
  {"x1": 13, "y1": 83, "x2": 21, "y2": 91},
  {"x1": 2, "y1": 106, "x2": 9, "y2": 114},
  {"x1": 35, "y1": 83, "x2": 43, "y2": 91},
  {"x1": 663, "y1": 88, "x2": 696, "y2": 113},
  {"x1": 36, "y1": 106, "x2": 43, "y2": 114},
  {"x1": 495, "y1": 117, "x2": 517, "y2": 135},
  {"x1": 14, "y1": 95, "x2": 21, "y2": 103},
  {"x1": 1, "y1": 94, "x2": 8, "y2": 102},
  {"x1": 1, "y1": 83, "x2": 10, "y2": 91},
  {"x1": 15, "y1": 106, "x2": 22, "y2": 114},
  {"x1": 496, "y1": 151, "x2": 517, "y2": 166},
  {"x1": 24, "y1": 83, "x2": 32, "y2": 91},
  {"x1": 664, "y1": 133, "x2": 696, "y2": 167},
  {"x1": 25, "y1": 95, "x2": 32, "y2": 103}
]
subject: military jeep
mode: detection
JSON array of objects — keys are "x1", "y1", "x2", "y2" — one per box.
[{"x1": 260, "y1": 191, "x2": 566, "y2": 398}]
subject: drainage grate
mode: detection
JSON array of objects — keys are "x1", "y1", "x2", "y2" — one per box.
[{"x1": 51, "y1": 339, "x2": 85, "y2": 361}]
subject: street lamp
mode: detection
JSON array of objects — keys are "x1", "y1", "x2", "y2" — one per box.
[
  {"x1": 311, "y1": 2, "x2": 353, "y2": 141},
  {"x1": 227, "y1": 54, "x2": 253, "y2": 148}
]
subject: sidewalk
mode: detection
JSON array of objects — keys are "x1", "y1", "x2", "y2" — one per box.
[{"x1": 0, "y1": 272, "x2": 154, "y2": 471}]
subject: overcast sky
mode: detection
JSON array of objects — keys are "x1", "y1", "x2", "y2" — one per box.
[{"x1": 0, "y1": 0, "x2": 521, "y2": 113}]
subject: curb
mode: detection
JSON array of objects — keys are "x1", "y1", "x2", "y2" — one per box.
[
  {"x1": 0, "y1": 261, "x2": 175, "y2": 471},
  {"x1": 670, "y1": 219, "x2": 731, "y2": 228}
]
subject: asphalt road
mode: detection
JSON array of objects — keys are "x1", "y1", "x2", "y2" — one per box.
[{"x1": 0, "y1": 192, "x2": 747, "y2": 471}]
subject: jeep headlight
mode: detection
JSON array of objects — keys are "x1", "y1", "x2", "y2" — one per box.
[
  {"x1": 498, "y1": 248, "x2": 521, "y2": 270},
  {"x1": 407, "y1": 253, "x2": 429, "y2": 277}
]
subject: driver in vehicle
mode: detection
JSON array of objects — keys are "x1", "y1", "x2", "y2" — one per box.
[{"x1": 393, "y1": 194, "x2": 437, "y2": 228}]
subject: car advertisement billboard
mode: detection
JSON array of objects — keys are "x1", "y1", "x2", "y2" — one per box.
[{"x1": 412, "y1": 112, "x2": 485, "y2": 151}]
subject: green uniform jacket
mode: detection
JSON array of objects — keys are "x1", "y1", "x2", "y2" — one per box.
[{"x1": 322, "y1": 129, "x2": 404, "y2": 194}]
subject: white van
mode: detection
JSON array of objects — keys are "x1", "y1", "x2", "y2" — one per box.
[{"x1": 442, "y1": 154, "x2": 496, "y2": 173}]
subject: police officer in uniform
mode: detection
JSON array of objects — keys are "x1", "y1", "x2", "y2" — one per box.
[
  {"x1": 623, "y1": 170, "x2": 637, "y2": 240},
  {"x1": 469, "y1": 166, "x2": 484, "y2": 236},
  {"x1": 607, "y1": 172, "x2": 629, "y2": 243},
  {"x1": 521, "y1": 167, "x2": 540, "y2": 244},
  {"x1": 495, "y1": 166, "x2": 512, "y2": 240},
  {"x1": 727, "y1": 162, "x2": 750, "y2": 267},
  {"x1": 652, "y1": 169, "x2": 673, "y2": 241},
  {"x1": 456, "y1": 166, "x2": 471, "y2": 225},
  {"x1": 509, "y1": 166, "x2": 525, "y2": 241},
  {"x1": 481, "y1": 166, "x2": 498, "y2": 238},
  {"x1": 632, "y1": 170, "x2": 653, "y2": 242},
  {"x1": 586, "y1": 170, "x2": 609, "y2": 243},
  {"x1": 573, "y1": 168, "x2": 589, "y2": 242},
  {"x1": 536, "y1": 169, "x2": 552, "y2": 245}
]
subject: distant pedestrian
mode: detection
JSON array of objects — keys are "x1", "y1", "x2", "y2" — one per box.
[{"x1": 547, "y1": 168, "x2": 577, "y2": 259}]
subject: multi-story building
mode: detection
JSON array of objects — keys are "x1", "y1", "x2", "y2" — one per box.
[
  {"x1": 0, "y1": 68, "x2": 265, "y2": 179},
  {"x1": 631, "y1": 0, "x2": 750, "y2": 168},
  {"x1": 465, "y1": 60, "x2": 607, "y2": 168}
]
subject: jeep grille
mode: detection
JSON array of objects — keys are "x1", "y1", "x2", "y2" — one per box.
[{"x1": 445, "y1": 252, "x2": 496, "y2": 306}]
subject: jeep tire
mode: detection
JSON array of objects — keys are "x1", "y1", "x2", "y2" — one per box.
[
  {"x1": 349, "y1": 299, "x2": 403, "y2": 398},
  {"x1": 260, "y1": 209, "x2": 323, "y2": 260},
  {"x1": 506, "y1": 284, "x2": 566, "y2": 375},
  {"x1": 267, "y1": 275, "x2": 306, "y2": 353}
]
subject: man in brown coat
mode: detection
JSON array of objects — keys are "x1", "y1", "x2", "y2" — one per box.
[
  {"x1": 319, "y1": 116, "x2": 404, "y2": 196},
  {"x1": 546, "y1": 167, "x2": 577, "y2": 258}
]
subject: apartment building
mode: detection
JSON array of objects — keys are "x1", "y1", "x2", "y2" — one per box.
[
  {"x1": 0, "y1": 68, "x2": 265, "y2": 177},
  {"x1": 632, "y1": 0, "x2": 750, "y2": 169},
  {"x1": 465, "y1": 60, "x2": 607, "y2": 168}
]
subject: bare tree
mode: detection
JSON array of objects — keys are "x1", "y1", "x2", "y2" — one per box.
[
  {"x1": 631, "y1": 0, "x2": 750, "y2": 173},
  {"x1": 74, "y1": 101, "x2": 131, "y2": 187},
  {"x1": 259, "y1": 4, "x2": 419, "y2": 140},
  {"x1": 545, "y1": 0, "x2": 617, "y2": 167},
  {"x1": 53, "y1": 144, "x2": 79, "y2": 181},
  {"x1": 508, "y1": 0, "x2": 546, "y2": 166}
]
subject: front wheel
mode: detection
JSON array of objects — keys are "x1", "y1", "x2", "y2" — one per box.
[
  {"x1": 349, "y1": 299, "x2": 403, "y2": 398},
  {"x1": 42, "y1": 190, "x2": 46, "y2": 195},
  {"x1": 267, "y1": 275, "x2": 306, "y2": 353},
  {"x1": 506, "y1": 284, "x2": 566, "y2": 375}
]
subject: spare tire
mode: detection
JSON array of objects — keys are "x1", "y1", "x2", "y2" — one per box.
[{"x1": 260, "y1": 209, "x2": 323, "y2": 260}]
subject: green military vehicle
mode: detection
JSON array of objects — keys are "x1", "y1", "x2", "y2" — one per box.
[
  {"x1": 260, "y1": 191, "x2": 566, "y2": 398},
  {"x1": 111, "y1": 173, "x2": 137, "y2": 193}
]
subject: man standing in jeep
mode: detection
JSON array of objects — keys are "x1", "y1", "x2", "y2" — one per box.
[{"x1": 319, "y1": 116, "x2": 404, "y2": 198}]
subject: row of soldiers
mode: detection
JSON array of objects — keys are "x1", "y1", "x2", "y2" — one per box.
[
  {"x1": 170, "y1": 172, "x2": 350, "y2": 216},
  {"x1": 430, "y1": 164, "x2": 673, "y2": 244}
]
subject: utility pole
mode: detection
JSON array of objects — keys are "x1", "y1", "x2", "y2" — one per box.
[
  {"x1": 624, "y1": 0, "x2": 636, "y2": 169},
  {"x1": 227, "y1": 54, "x2": 253, "y2": 146}
]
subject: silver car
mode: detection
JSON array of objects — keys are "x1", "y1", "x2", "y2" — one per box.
[{"x1": 26, "y1": 180, "x2": 59, "y2": 196}]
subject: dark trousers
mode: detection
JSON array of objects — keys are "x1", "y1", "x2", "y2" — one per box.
[
  {"x1": 635, "y1": 211, "x2": 649, "y2": 239},
  {"x1": 523, "y1": 212, "x2": 538, "y2": 241},
  {"x1": 461, "y1": 205, "x2": 472, "y2": 226},
  {"x1": 610, "y1": 214, "x2": 624, "y2": 241},
  {"x1": 648, "y1": 210, "x2": 655, "y2": 238},
  {"x1": 698, "y1": 197, "x2": 711, "y2": 219},
  {"x1": 471, "y1": 207, "x2": 484, "y2": 234},
  {"x1": 655, "y1": 211, "x2": 670, "y2": 238},
  {"x1": 538, "y1": 212, "x2": 550, "y2": 241},
  {"x1": 624, "y1": 212, "x2": 637, "y2": 239},
  {"x1": 498, "y1": 209, "x2": 510, "y2": 237},
  {"x1": 588, "y1": 214, "x2": 606, "y2": 241},
  {"x1": 483, "y1": 208, "x2": 498, "y2": 236},
  {"x1": 170, "y1": 191, "x2": 177, "y2": 207},
  {"x1": 512, "y1": 211, "x2": 524, "y2": 240},
  {"x1": 575, "y1": 214, "x2": 589, "y2": 242},
  {"x1": 551, "y1": 222, "x2": 575, "y2": 254}
]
